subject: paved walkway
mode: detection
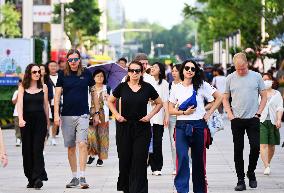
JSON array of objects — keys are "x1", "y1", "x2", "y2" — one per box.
[{"x1": 0, "y1": 119, "x2": 284, "y2": 193}]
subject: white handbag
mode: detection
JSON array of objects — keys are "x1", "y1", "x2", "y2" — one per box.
[{"x1": 208, "y1": 110, "x2": 224, "y2": 137}]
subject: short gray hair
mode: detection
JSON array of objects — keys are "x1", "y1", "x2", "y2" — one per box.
[{"x1": 233, "y1": 52, "x2": 248, "y2": 66}]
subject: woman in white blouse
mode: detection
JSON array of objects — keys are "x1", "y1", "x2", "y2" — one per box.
[
  {"x1": 148, "y1": 62, "x2": 169, "y2": 176},
  {"x1": 168, "y1": 64, "x2": 181, "y2": 175},
  {"x1": 260, "y1": 73, "x2": 283, "y2": 175},
  {"x1": 169, "y1": 60, "x2": 222, "y2": 193}
]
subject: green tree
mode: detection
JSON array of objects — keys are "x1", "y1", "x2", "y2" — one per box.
[
  {"x1": 0, "y1": 2, "x2": 21, "y2": 37},
  {"x1": 53, "y1": 0, "x2": 101, "y2": 47},
  {"x1": 183, "y1": 0, "x2": 284, "y2": 52}
]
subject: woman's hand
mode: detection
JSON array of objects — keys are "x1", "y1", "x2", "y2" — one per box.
[
  {"x1": 164, "y1": 116, "x2": 169, "y2": 127},
  {"x1": 0, "y1": 153, "x2": 8, "y2": 167},
  {"x1": 93, "y1": 114, "x2": 100, "y2": 126},
  {"x1": 276, "y1": 119, "x2": 281, "y2": 129},
  {"x1": 115, "y1": 114, "x2": 127, "y2": 122},
  {"x1": 203, "y1": 112, "x2": 211, "y2": 122},
  {"x1": 184, "y1": 106, "x2": 196, "y2": 115},
  {"x1": 140, "y1": 114, "x2": 152, "y2": 122},
  {"x1": 19, "y1": 119, "x2": 26, "y2": 128}
]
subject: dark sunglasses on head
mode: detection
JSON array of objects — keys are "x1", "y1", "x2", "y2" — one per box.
[
  {"x1": 67, "y1": 58, "x2": 80, "y2": 63},
  {"x1": 31, "y1": 70, "x2": 41, "y2": 74},
  {"x1": 184, "y1": 66, "x2": 196, "y2": 72},
  {"x1": 128, "y1": 68, "x2": 142, "y2": 73}
]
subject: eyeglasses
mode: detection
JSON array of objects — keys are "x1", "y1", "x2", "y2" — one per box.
[
  {"x1": 184, "y1": 66, "x2": 196, "y2": 72},
  {"x1": 67, "y1": 58, "x2": 80, "y2": 63},
  {"x1": 128, "y1": 68, "x2": 142, "y2": 73},
  {"x1": 31, "y1": 70, "x2": 41, "y2": 75}
]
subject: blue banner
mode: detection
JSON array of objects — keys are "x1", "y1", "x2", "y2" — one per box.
[{"x1": 0, "y1": 77, "x2": 19, "y2": 86}]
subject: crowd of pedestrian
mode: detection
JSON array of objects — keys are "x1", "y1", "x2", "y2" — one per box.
[{"x1": 1, "y1": 49, "x2": 284, "y2": 193}]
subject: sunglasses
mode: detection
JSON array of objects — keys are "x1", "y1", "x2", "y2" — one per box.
[
  {"x1": 31, "y1": 70, "x2": 41, "y2": 75},
  {"x1": 184, "y1": 66, "x2": 196, "y2": 72},
  {"x1": 128, "y1": 68, "x2": 142, "y2": 73},
  {"x1": 67, "y1": 58, "x2": 80, "y2": 63}
]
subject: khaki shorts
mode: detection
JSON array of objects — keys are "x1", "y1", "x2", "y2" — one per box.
[{"x1": 61, "y1": 114, "x2": 90, "y2": 147}]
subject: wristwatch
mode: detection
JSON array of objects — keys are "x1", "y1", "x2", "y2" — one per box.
[
  {"x1": 255, "y1": 113, "x2": 261, "y2": 118},
  {"x1": 94, "y1": 111, "x2": 100, "y2": 115}
]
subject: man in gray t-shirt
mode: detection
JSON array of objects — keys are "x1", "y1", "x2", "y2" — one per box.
[{"x1": 223, "y1": 53, "x2": 267, "y2": 191}]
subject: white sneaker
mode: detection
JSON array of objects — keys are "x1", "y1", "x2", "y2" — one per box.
[
  {"x1": 51, "y1": 138, "x2": 57, "y2": 146},
  {"x1": 16, "y1": 138, "x2": 21, "y2": 147},
  {"x1": 264, "y1": 166, "x2": 270, "y2": 175},
  {"x1": 152, "y1": 171, "x2": 162, "y2": 176},
  {"x1": 172, "y1": 170, "x2": 176, "y2": 175}
]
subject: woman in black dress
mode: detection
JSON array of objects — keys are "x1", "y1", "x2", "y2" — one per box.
[
  {"x1": 17, "y1": 63, "x2": 50, "y2": 189},
  {"x1": 108, "y1": 60, "x2": 163, "y2": 193}
]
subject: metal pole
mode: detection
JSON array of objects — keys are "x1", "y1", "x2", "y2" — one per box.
[
  {"x1": 61, "y1": 2, "x2": 64, "y2": 51},
  {"x1": 261, "y1": 0, "x2": 266, "y2": 43}
]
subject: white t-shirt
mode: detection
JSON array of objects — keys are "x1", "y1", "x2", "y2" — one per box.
[
  {"x1": 12, "y1": 90, "x2": 18, "y2": 116},
  {"x1": 169, "y1": 81, "x2": 216, "y2": 120},
  {"x1": 49, "y1": 74, "x2": 58, "y2": 105},
  {"x1": 212, "y1": 76, "x2": 226, "y2": 93},
  {"x1": 149, "y1": 79, "x2": 169, "y2": 125}
]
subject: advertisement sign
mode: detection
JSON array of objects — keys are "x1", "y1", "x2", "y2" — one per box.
[
  {"x1": 33, "y1": 5, "x2": 52, "y2": 23},
  {"x1": 0, "y1": 38, "x2": 34, "y2": 86}
]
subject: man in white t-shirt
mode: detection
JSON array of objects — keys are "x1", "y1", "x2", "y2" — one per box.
[
  {"x1": 47, "y1": 61, "x2": 60, "y2": 146},
  {"x1": 11, "y1": 79, "x2": 22, "y2": 146}
]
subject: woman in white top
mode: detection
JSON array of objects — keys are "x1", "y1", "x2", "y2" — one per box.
[
  {"x1": 212, "y1": 68, "x2": 226, "y2": 114},
  {"x1": 168, "y1": 64, "x2": 181, "y2": 175},
  {"x1": 87, "y1": 69, "x2": 111, "y2": 167},
  {"x1": 260, "y1": 73, "x2": 283, "y2": 175},
  {"x1": 148, "y1": 62, "x2": 169, "y2": 176},
  {"x1": 169, "y1": 60, "x2": 222, "y2": 193}
]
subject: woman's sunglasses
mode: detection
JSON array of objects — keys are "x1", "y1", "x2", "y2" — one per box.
[
  {"x1": 128, "y1": 68, "x2": 142, "y2": 73},
  {"x1": 184, "y1": 66, "x2": 196, "y2": 72},
  {"x1": 31, "y1": 70, "x2": 41, "y2": 74},
  {"x1": 67, "y1": 58, "x2": 80, "y2": 63}
]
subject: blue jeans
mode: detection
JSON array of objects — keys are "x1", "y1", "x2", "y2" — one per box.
[{"x1": 174, "y1": 119, "x2": 209, "y2": 193}]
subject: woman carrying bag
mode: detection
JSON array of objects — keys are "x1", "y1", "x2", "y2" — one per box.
[{"x1": 169, "y1": 60, "x2": 222, "y2": 193}]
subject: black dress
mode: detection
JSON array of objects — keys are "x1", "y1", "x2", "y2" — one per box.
[{"x1": 21, "y1": 90, "x2": 48, "y2": 184}]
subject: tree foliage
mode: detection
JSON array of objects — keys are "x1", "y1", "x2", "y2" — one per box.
[
  {"x1": 184, "y1": 0, "x2": 284, "y2": 51},
  {"x1": 53, "y1": 0, "x2": 101, "y2": 47},
  {"x1": 120, "y1": 19, "x2": 196, "y2": 59},
  {"x1": 0, "y1": 2, "x2": 21, "y2": 38}
]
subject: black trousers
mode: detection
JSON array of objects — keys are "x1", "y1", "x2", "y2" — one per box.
[
  {"x1": 149, "y1": 124, "x2": 164, "y2": 171},
  {"x1": 21, "y1": 111, "x2": 48, "y2": 183},
  {"x1": 231, "y1": 117, "x2": 260, "y2": 180},
  {"x1": 116, "y1": 121, "x2": 151, "y2": 193}
]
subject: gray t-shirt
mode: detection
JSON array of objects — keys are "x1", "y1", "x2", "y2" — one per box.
[{"x1": 225, "y1": 70, "x2": 265, "y2": 119}]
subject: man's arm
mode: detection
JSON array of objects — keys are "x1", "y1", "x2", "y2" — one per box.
[
  {"x1": 256, "y1": 90, "x2": 267, "y2": 116},
  {"x1": 223, "y1": 93, "x2": 235, "y2": 120}
]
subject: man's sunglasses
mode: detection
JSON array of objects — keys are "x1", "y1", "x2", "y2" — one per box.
[
  {"x1": 67, "y1": 58, "x2": 80, "y2": 63},
  {"x1": 184, "y1": 66, "x2": 196, "y2": 72},
  {"x1": 128, "y1": 68, "x2": 142, "y2": 73},
  {"x1": 31, "y1": 70, "x2": 41, "y2": 74}
]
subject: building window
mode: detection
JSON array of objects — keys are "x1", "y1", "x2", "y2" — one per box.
[{"x1": 33, "y1": 0, "x2": 51, "y2": 5}]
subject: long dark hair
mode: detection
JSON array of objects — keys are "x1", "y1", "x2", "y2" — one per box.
[
  {"x1": 152, "y1": 62, "x2": 166, "y2": 85},
  {"x1": 64, "y1": 49, "x2": 84, "y2": 76},
  {"x1": 126, "y1": 61, "x2": 144, "y2": 85},
  {"x1": 39, "y1": 64, "x2": 49, "y2": 84},
  {"x1": 179, "y1": 60, "x2": 204, "y2": 92},
  {"x1": 22, "y1": 63, "x2": 43, "y2": 89},
  {"x1": 93, "y1": 69, "x2": 107, "y2": 85}
]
